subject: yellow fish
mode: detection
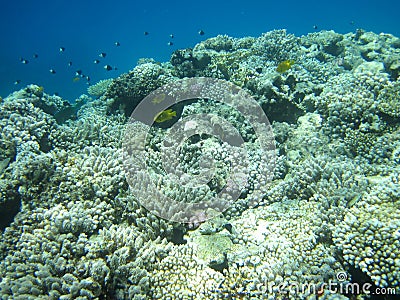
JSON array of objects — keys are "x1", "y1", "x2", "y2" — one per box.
[
  {"x1": 72, "y1": 77, "x2": 80, "y2": 82},
  {"x1": 154, "y1": 109, "x2": 176, "y2": 123},
  {"x1": 276, "y1": 60, "x2": 295, "y2": 73},
  {"x1": 152, "y1": 93, "x2": 166, "y2": 104}
]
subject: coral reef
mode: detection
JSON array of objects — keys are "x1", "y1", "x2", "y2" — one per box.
[
  {"x1": 104, "y1": 62, "x2": 176, "y2": 116},
  {"x1": 333, "y1": 174, "x2": 400, "y2": 289},
  {"x1": 87, "y1": 79, "x2": 114, "y2": 98},
  {"x1": 1, "y1": 29, "x2": 400, "y2": 299}
]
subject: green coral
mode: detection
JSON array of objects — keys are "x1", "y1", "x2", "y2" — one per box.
[
  {"x1": 192, "y1": 232, "x2": 233, "y2": 270},
  {"x1": 376, "y1": 80, "x2": 400, "y2": 117}
]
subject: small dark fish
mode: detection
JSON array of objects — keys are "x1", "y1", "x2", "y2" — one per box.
[
  {"x1": 59, "y1": 47, "x2": 65, "y2": 52},
  {"x1": 14, "y1": 80, "x2": 21, "y2": 85},
  {"x1": 144, "y1": 31, "x2": 149, "y2": 36},
  {"x1": 86, "y1": 76, "x2": 90, "y2": 81},
  {"x1": 167, "y1": 41, "x2": 174, "y2": 46},
  {"x1": 115, "y1": 41, "x2": 120, "y2": 46},
  {"x1": 350, "y1": 20, "x2": 355, "y2": 25},
  {"x1": 68, "y1": 61, "x2": 73, "y2": 67},
  {"x1": 104, "y1": 65, "x2": 113, "y2": 71},
  {"x1": 75, "y1": 70, "x2": 82, "y2": 76},
  {"x1": 198, "y1": 30, "x2": 205, "y2": 36},
  {"x1": 93, "y1": 59, "x2": 100, "y2": 64},
  {"x1": 99, "y1": 52, "x2": 106, "y2": 58},
  {"x1": 33, "y1": 54, "x2": 38, "y2": 58},
  {"x1": 169, "y1": 34, "x2": 174, "y2": 38},
  {"x1": 313, "y1": 25, "x2": 318, "y2": 30},
  {"x1": 20, "y1": 58, "x2": 29, "y2": 64},
  {"x1": 49, "y1": 69, "x2": 56, "y2": 74}
]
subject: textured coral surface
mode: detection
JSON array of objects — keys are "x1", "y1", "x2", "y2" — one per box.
[{"x1": 1, "y1": 29, "x2": 399, "y2": 299}]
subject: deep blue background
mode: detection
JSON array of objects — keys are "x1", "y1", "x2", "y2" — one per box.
[{"x1": 1, "y1": 0, "x2": 399, "y2": 101}]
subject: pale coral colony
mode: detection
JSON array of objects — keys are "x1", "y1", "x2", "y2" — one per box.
[{"x1": 1, "y1": 29, "x2": 400, "y2": 299}]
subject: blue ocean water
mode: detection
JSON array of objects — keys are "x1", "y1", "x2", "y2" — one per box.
[{"x1": 1, "y1": 0, "x2": 399, "y2": 101}]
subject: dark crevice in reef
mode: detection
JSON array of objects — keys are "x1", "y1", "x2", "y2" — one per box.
[
  {"x1": 109, "y1": 96, "x2": 139, "y2": 118},
  {"x1": 209, "y1": 253, "x2": 228, "y2": 273},
  {"x1": 39, "y1": 134, "x2": 52, "y2": 153},
  {"x1": 262, "y1": 101, "x2": 304, "y2": 123},
  {"x1": 169, "y1": 226, "x2": 187, "y2": 245},
  {"x1": 344, "y1": 265, "x2": 395, "y2": 300},
  {"x1": 0, "y1": 196, "x2": 21, "y2": 231},
  {"x1": 315, "y1": 225, "x2": 334, "y2": 246},
  {"x1": 378, "y1": 112, "x2": 400, "y2": 126}
]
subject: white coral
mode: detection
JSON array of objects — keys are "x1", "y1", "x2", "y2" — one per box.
[{"x1": 87, "y1": 78, "x2": 113, "y2": 97}]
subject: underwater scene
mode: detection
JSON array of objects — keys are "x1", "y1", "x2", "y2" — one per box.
[{"x1": 1, "y1": 1, "x2": 400, "y2": 299}]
